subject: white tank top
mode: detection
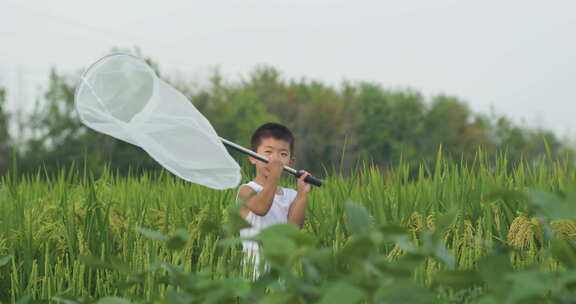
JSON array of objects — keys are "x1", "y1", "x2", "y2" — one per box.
[
  {"x1": 236, "y1": 181, "x2": 297, "y2": 278},
  {"x1": 237, "y1": 181, "x2": 298, "y2": 239}
]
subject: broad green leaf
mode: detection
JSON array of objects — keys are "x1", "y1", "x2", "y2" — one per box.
[
  {"x1": 506, "y1": 270, "x2": 555, "y2": 302},
  {"x1": 261, "y1": 238, "x2": 296, "y2": 265},
  {"x1": 558, "y1": 270, "x2": 576, "y2": 290},
  {"x1": 15, "y1": 295, "x2": 32, "y2": 304},
  {"x1": 79, "y1": 255, "x2": 130, "y2": 273},
  {"x1": 475, "y1": 295, "x2": 500, "y2": 304},
  {"x1": 529, "y1": 190, "x2": 576, "y2": 220},
  {"x1": 255, "y1": 224, "x2": 300, "y2": 243},
  {"x1": 344, "y1": 202, "x2": 373, "y2": 235},
  {"x1": 224, "y1": 206, "x2": 252, "y2": 235},
  {"x1": 166, "y1": 291, "x2": 194, "y2": 304},
  {"x1": 386, "y1": 253, "x2": 426, "y2": 277},
  {"x1": 433, "y1": 270, "x2": 482, "y2": 291},
  {"x1": 0, "y1": 254, "x2": 13, "y2": 267},
  {"x1": 137, "y1": 226, "x2": 167, "y2": 241},
  {"x1": 478, "y1": 252, "x2": 513, "y2": 299},
  {"x1": 96, "y1": 297, "x2": 131, "y2": 304},
  {"x1": 340, "y1": 236, "x2": 374, "y2": 262},
  {"x1": 377, "y1": 280, "x2": 435, "y2": 304},
  {"x1": 166, "y1": 228, "x2": 188, "y2": 251},
  {"x1": 421, "y1": 231, "x2": 455, "y2": 269},
  {"x1": 290, "y1": 230, "x2": 317, "y2": 247},
  {"x1": 260, "y1": 292, "x2": 294, "y2": 304},
  {"x1": 551, "y1": 239, "x2": 576, "y2": 269},
  {"x1": 486, "y1": 189, "x2": 529, "y2": 203},
  {"x1": 317, "y1": 281, "x2": 364, "y2": 304}
]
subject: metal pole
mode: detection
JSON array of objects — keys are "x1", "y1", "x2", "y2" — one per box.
[{"x1": 219, "y1": 137, "x2": 322, "y2": 187}]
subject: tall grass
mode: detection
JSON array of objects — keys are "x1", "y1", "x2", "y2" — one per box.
[{"x1": 0, "y1": 152, "x2": 574, "y2": 301}]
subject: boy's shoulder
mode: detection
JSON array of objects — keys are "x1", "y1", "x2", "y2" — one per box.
[
  {"x1": 237, "y1": 181, "x2": 297, "y2": 197},
  {"x1": 236, "y1": 182, "x2": 258, "y2": 202},
  {"x1": 239, "y1": 181, "x2": 262, "y2": 192}
]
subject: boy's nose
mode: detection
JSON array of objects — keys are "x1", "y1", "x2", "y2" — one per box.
[{"x1": 269, "y1": 153, "x2": 279, "y2": 161}]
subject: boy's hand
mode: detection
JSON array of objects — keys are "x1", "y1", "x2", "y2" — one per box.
[
  {"x1": 297, "y1": 170, "x2": 312, "y2": 193},
  {"x1": 265, "y1": 159, "x2": 284, "y2": 181}
]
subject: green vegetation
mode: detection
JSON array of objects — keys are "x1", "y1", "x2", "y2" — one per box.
[
  {"x1": 1, "y1": 152, "x2": 576, "y2": 303},
  {"x1": 0, "y1": 53, "x2": 572, "y2": 177},
  {"x1": 2, "y1": 51, "x2": 576, "y2": 302}
]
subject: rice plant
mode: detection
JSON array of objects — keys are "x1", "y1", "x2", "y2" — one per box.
[{"x1": 0, "y1": 151, "x2": 575, "y2": 301}]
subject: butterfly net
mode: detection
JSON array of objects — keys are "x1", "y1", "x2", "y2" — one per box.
[{"x1": 75, "y1": 53, "x2": 241, "y2": 190}]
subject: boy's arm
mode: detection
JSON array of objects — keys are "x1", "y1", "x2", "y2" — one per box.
[
  {"x1": 288, "y1": 171, "x2": 311, "y2": 228},
  {"x1": 238, "y1": 160, "x2": 284, "y2": 216}
]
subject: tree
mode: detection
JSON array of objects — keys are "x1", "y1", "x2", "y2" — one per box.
[
  {"x1": 21, "y1": 67, "x2": 160, "y2": 175},
  {"x1": 14, "y1": 51, "x2": 574, "y2": 177},
  {"x1": 0, "y1": 88, "x2": 10, "y2": 174},
  {"x1": 421, "y1": 95, "x2": 494, "y2": 161}
]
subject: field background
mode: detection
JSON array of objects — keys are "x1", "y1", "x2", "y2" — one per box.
[{"x1": 1, "y1": 153, "x2": 574, "y2": 302}]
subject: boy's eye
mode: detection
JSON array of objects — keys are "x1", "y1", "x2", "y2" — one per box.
[{"x1": 281, "y1": 153, "x2": 288, "y2": 157}]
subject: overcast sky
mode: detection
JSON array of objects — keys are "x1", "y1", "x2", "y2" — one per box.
[{"x1": 1, "y1": 0, "x2": 575, "y2": 138}]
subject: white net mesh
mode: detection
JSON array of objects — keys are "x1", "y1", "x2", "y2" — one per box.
[{"x1": 75, "y1": 53, "x2": 241, "y2": 190}]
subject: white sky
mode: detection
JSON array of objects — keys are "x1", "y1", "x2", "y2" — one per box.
[{"x1": 1, "y1": 0, "x2": 575, "y2": 139}]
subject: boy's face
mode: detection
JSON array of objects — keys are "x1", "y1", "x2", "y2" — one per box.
[{"x1": 250, "y1": 137, "x2": 295, "y2": 178}]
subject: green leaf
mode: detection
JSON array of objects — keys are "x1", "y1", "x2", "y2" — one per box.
[
  {"x1": 379, "y1": 225, "x2": 415, "y2": 251},
  {"x1": 317, "y1": 281, "x2": 364, "y2": 304},
  {"x1": 260, "y1": 292, "x2": 295, "y2": 304},
  {"x1": 15, "y1": 295, "x2": 32, "y2": 304},
  {"x1": 434, "y1": 208, "x2": 458, "y2": 236},
  {"x1": 79, "y1": 255, "x2": 130, "y2": 273},
  {"x1": 96, "y1": 297, "x2": 131, "y2": 304},
  {"x1": 220, "y1": 277, "x2": 251, "y2": 295},
  {"x1": 474, "y1": 295, "x2": 500, "y2": 304},
  {"x1": 507, "y1": 270, "x2": 555, "y2": 302},
  {"x1": 0, "y1": 254, "x2": 13, "y2": 267},
  {"x1": 224, "y1": 206, "x2": 252, "y2": 236},
  {"x1": 217, "y1": 237, "x2": 244, "y2": 248},
  {"x1": 433, "y1": 270, "x2": 482, "y2": 291},
  {"x1": 166, "y1": 228, "x2": 188, "y2": 251},
  {"x1": 137, "y1": 226, "x2": 167, "y2": 241},
  {"x1": 255, "y1": 224, "x2": 300, "y2": 244},
  {"x1": 529, "y1": 190, "x2": 576, "y2": 220},
  {"x1": 377, "y1": 280, "x2": 435, "y2": 304},
  {"x1": 166, "y1": 291, "x2": 195, "y2": 304},
  {"x1": 385, "y1": 253, "x2": 426, "y2": 278},
  {"x1": 340, "y1": 236, "x2": 374, "y2": 262},
  {"x1": 420, "y1": 231, "x2": 455, "y2": 269},
  {"x1": 344, "y1": 202, "x2": 373, "y2": 235},
  {"x1": 551, "y1": 239, "x2": 576, "y2": 269},
  {"x1": 558, "y1": 270, "x2": 576, "y2": 290},
  {"x1": 486, "y1": 189, "x2": 529, "y2": 203},
  {"x1": 478, "y1": 252, "x2": 513, "y2": 299},
  {"x1": 290, "y1": 230, "x2": 317, "y2": 247},
  {"x1": 52, "y1": 294, "x2": 93, "y2": 304},
  {"x1": 261, "y1": 237, "x2": 296, "y2": 265}
]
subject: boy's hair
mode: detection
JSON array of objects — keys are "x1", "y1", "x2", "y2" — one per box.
[{"x1": 251, "y1": 122, "x2": 295, "y2": 155}]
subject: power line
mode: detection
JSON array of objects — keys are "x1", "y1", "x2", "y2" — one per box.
[{"x1": 4, "y1": 1, "x2": 150, "y2": 44}]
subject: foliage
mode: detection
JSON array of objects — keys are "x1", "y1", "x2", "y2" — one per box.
[
  {"x1": 0, "y1": 88, "x2": 10, "y2": 175},
  {"x1": 1, "y1": 153, "x2": 576, "y2": 302},
  {"x1": 1, "y1": 54, "x2": 573, "y2": 176}
]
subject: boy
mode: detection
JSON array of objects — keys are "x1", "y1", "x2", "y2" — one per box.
[{"x1": 236, "y1": 122, "x2": 311, "y2": 277}]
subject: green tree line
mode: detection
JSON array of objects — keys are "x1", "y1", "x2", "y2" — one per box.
[{"x1": 0, "y1": 55, "x2": 572, "y2": 177}]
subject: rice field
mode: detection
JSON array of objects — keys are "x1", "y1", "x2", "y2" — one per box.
[{"x1": 0, "y1": 152, "x2": 575, "y2": 302}]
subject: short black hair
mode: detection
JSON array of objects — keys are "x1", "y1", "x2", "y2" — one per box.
[{"x1": 251, "y1": 122, "x2": 295, "y2": 155}]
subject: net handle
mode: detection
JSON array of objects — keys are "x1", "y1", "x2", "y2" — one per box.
[{"x1": 219, "y1": 137, "x2": 323, "y2": 187}]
